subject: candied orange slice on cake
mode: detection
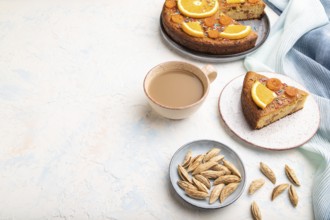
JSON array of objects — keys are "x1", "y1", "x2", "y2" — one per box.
[
  {"x1": 204, "y1": 16, "x2": 216, "y2": 27},
  {"x1": 182, "y1": 21, "x2": 204, "y2": 37},
  {"x1": 177, "y1": 0, "x2": 219, "y2": 18},
  {"x1": 219, "y1": 13, "x2": 233, "y2": 26},
  {"x1": 285, "y1": 86, "x2": 298, "y2": 97},
  {"x1": 171, "y1": 14, "x2": 184, "y2": 24},
  {"x1": 165, "y1": 0, "x2": 177, "y2": 8},
  {"x1": 251, "y1": 81, "x2": 277, "y2": 109},
  {"x1": 266, "y1": 78, "x2": 282, "y2": 91},
  {"x1": 207, "y1": 29, "x2": 219, "y2": 38},
  {"x1": 219, "y1": 24, "x2": 252, "y2": 40}
]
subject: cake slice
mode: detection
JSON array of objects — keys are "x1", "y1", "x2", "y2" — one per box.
[
  {"x1": 241, "y1": 71, "x2": 309, "y2": 129},
  {"x1": 220, "y1": 0, "x2": 266, "y2": 20}
]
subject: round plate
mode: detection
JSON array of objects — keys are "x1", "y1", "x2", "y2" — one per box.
[
  {"x1": 160, "y1": 14, "x2": 270, "y2": 63},
  {"x1": 218, "y1": 73, "x2": 320, "y2": 150},
  {"x1": 169, "y1": 139, "x2": 246, "y2": 209}
]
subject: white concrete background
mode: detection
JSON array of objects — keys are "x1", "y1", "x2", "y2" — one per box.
[{"x1": 0, "y1": 0, "x2": 317, "y2": 219}]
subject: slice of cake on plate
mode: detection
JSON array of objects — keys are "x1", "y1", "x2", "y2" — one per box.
[
  {"x1": 241, "y1": 71, "x2": 309, "y2": 129},
  {"x1": 161, "y1": 0, "x2": 266, "y2": 55}
]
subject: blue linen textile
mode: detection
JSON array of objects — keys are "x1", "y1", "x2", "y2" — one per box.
[{"x1": 244, "y1": 0, "x2": 330, "y2": 219}]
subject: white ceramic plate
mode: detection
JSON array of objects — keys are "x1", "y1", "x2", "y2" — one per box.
[
  {"x1": 169, "y1": 140, "x2": 246, "y2": 209},
  {"x1": 218, "y1": 73, "x2": 320, "y2": 150}
]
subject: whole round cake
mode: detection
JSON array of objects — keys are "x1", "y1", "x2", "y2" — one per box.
[{"x1": 161, "y1": 0, "x2": 266, "y2": 55}]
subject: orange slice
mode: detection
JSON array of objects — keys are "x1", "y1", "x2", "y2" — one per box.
[
  {"x1": 177, "y1": 0, "x2": 219, "y2": 18},
  {"x1": 251, "y1": 81, "x2": 277, "y2": 109},
  {"x1": 219, "y1": 25, "x2": 252, "y2": 39},
  {"x1": 182, "y1": 22, "x2": 204, "y2": 37}
]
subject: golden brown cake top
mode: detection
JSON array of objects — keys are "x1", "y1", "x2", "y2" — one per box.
[{"x1": 163, "y1": 0, "x2": 256, "y2": 39}]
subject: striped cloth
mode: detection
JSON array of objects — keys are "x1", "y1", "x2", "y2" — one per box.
[{"x1": 244, "y1": 0, "x2": 330, "y2": 219}]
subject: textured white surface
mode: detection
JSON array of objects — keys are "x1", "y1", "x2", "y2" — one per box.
[{"x1": 0, "y1": 1, "x2": 316, "y2": 219}]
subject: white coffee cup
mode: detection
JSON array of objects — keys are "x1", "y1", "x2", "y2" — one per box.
[{"x1": 143, "y1": 61, "x2": 217, "y2": 119}]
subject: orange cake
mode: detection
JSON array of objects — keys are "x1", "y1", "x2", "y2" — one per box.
[
  {"x1": 241, "y1": 72, "x2": 309, "y2": 129},
  {"x1": 161, "y1": 0, "x2": 265, "y2": 55}
]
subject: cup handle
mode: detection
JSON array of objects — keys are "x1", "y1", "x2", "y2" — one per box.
[{"x1": 201, "y1": 65, "x2": 217, "y2": 83}]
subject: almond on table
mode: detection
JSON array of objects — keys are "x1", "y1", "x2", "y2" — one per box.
[
  {"x1": 288, "y1": 185, "x2": 299, "y2": 207},
  {"x1": 251, "y1": 201, "x2": 262, "y2": 220},
  {"x1": 248, "y1": 178, "x2": 265, "y2": 195},
  {"x1": 260, "y1": 162, "x2": 276, "y2": 184},
  {"x1": 285, "y1": 164, "x2": 301, "y2": 186},
  {"x1": 271, "y1": 183, "x2": 289, "y2": 201}
]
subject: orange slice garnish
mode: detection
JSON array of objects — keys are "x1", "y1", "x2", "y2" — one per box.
[
  {"x1": 182, "y1": 22, "x2": 204, "y2": 37},
  {"x1": 219, "y1": 24, "x2": 252, "y2": 40},
  {"x1": 251, "y1": 81, "x2": 277, "y2": 109},
  {"x1": 266, "y1": 78, "x2": 282, "y2": 91},
  {"x1": 177, "y1": 0, "x2": 219, "y2": 18}
]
